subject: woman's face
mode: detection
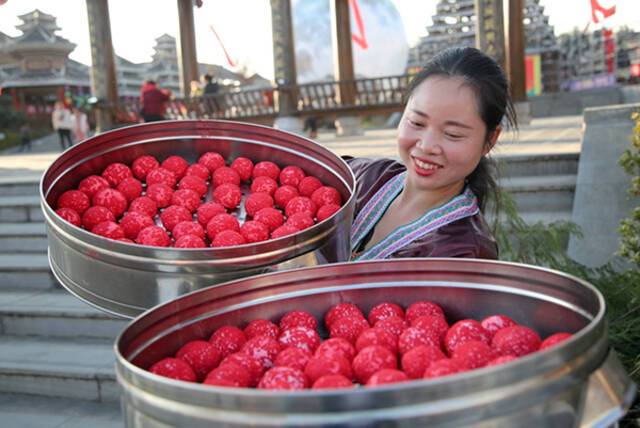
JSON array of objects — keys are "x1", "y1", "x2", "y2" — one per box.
[{"x1": 397, "y1": 75, "x2": 494, "y2": 195}]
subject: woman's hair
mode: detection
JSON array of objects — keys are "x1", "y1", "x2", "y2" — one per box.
[{"x1": 404, "y1": 47, "x2": 517, "y2": 212}]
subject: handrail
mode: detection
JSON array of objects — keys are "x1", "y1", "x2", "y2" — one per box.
[{"x1": 117, "y1": 74, "x2": 411, "y2": 124}]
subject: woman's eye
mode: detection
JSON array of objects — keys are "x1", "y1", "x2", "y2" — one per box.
[
  {"x1": 445, "y1": 132, "x2": 463, "y2": 139},
  {"x1": 407, "y1": 119, "x2": 423, "y2": 127}
]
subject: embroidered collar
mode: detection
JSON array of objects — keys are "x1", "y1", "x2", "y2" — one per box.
[{"x1": 350, "y1": 173, "x2": 479, "y2": 260}]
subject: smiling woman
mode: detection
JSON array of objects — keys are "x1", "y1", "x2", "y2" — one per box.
[{"x1": 345, "y1": 47, "x2": 517, "y2": 261}]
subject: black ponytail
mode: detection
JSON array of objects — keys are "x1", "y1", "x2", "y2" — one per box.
[{"x1": 467, "y1": 156, "x2": 498, "y2": 212}]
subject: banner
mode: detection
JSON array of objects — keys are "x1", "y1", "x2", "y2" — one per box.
[
  {"x1": 603, "y1": 28, "x2": 616, "y2": 74},
  {"x1": 525, "y1": 54, "x2": 542, "y2": 97}
]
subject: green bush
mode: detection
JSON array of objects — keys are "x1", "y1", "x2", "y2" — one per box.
[
  {"x1": 619, "y1": 111, "x2": 640, "y2": 267},
  {"x1": 0, "y1": 101, "x2": 26, "y2": 130},
  {"x1": 0, "y1": 131, "x2": 20, "y2": 151},
  {"x1": 494, "y1": 191, "x2": 582, "y2": 266}
]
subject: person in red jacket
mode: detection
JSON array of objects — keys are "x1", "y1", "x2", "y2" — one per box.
[{"x1": 140, "y1": 80, "x2": 170, "y2": 122}]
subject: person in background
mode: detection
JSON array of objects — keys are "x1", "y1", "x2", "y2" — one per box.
[
  {"x1": 140, "y1": 80, "x2": 170, "y2": 122},
  {"x1": 202, "y1": 74, "x2": 219, "y2": 96},
  {"x1": 19, "y1": 123, "x2": 31, "y2": 152},
  {"x1": 188, "y1": 80, "x2": 205, "y2": 118},
  {"x1": 345, "y1": 47, "x2": 517, "y2": 261},
  {"x1": 51, "y1": 101, "x2": 74, "y2": 149},
  {"x1": 304, "y1": 116, "x2": 318, "y2": 139},
  {"x1": 190, "y1": 80, "x2": 203, "y2": 97},
  {"x1": 202, "y1": 73, "x2": 225, "y2": 117},
  {"x1": 71, "y1": 106, "x2": 90, "y2": 142}
]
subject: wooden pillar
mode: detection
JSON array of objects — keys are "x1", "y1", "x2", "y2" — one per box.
[
  {"x1": 475, "y1": 0, "x2": 505, "y2": 71},
  {"x1": 270, "y1": 0, "x2": 297, "y2": 116},
  {"x1": 86, "y1": 0, "x2": 118, "y2": 132},
  {"x1": 177, "y1": 0, "x2": 199, "y2": 98},
  {"x1": 330, "y1": 0, "x2": 355, "y2": 105},
  {"x1": 503, "y1": 0, "x2": 526, "y2": 103},
  {"x1": 330, "y1": 0, "x2": 361, "y2": 136}
]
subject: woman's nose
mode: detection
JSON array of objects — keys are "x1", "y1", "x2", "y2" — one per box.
[{"x1": 415, "y1": 130, "x2": 442, "y2": 154}]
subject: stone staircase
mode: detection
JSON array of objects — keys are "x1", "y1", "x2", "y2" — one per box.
[
  {"x1": 0, "y1": 176, "x2": 125, "y2": 426},
  {"x1": 0, "y1": 151, "x2": 579, "y2": 426},
  {"x1": 496, "y1": 151, "x2": 578, "y2": 225}
]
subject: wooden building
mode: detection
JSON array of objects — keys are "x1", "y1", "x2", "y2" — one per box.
[
  {"x1": 409, "y1": 0, "x2": 560, "y2": 93},
  {"x1": 0, "y1": 9, "x2": 268, "y2": 117}
]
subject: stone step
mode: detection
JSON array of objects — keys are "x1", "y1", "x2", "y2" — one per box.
[
  {"x1": 0, "y1": 195, "x2": 43, "y2": 223},
  {"x1": 0, "y1": 254, "x2": 57, "y2": 290},
  {"x1": 0, "y1": 223, "x2": 47, "y2": 253},
  {"x1": 495, "y1": 152, "x2": 579, "y2": 178},
  {"x1": 518, "y1": 210, "x2": 574, "y2": 225},
  {"x1": 0, "y1": 174, "x2": 41, "y2": 197},
  {"x1": 491, "y1": 210, "x2": 574, "y2": 226},
  {"x1": 0, "y1": 335, "x2": 117, "y2": 402},
  {"x1": 0, "y1": 392, "x2": 121, "y2": 428},
  {"x1": 0, "y1": 290, "x2": 128, "y2": 340},
  {"x1": 499, "y1": 174, "x2": 576, "y2": 213}
]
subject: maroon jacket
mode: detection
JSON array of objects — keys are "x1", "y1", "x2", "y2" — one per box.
[
  {"x1": 346, "y1": 157, "x2": 498, "y2": 260},
  {"x1": 140, "y1": 85, "x2": 169, "y2": 117}
]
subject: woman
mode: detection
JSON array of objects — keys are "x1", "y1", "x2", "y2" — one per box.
[
  {"x1": 348, "y1": 47, "x2": 516, "y2": 260},
  {"x1": 51, "y1": 101, "x2": 74, "y2": 149},
  {"x1": 71, "y1": 107, "x2": 89, "y2": 142}
]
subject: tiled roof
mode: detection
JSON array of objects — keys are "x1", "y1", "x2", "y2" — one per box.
[
  {"x1": 14, "y1": 27, "x2": 73, "y2": 48},
  {"x1": 16, "y1": 28, "x2": 55, "y2": 44},
  {"x1": 155, "y1": 34, "x2": 175, "y2": 42},
  {"x1": 17, "y1": 9, "x2": 56, "y2": 21},
  {"x1": 0, "y1": 59, "x2": 89, "y2": 89}
]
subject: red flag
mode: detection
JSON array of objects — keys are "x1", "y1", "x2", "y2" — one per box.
[
  {"x1": 590, "y1": 0, "x2": 616, "y2": 24},
  {"x1": 350, "y1": 0, "x2": 368, "y2": 50},
  {"x1": 209, "y1": 25, "x2": 236, "y2": 68}
]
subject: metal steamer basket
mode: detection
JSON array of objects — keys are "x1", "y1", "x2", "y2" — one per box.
[
  {"x1": 40, "y1": 120, "x2": 355, "y2": 318},
  {"x1": 115, "y1": 259, "x2": 636, "y2": 428}
]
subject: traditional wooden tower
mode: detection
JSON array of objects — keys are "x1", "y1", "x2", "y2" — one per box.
[
  {"x1": 148, "y1": 35, "x2": 181, "y2": 96},
  {"x1": 556, "y1": 27, "x2": 640, "y2": 89},
  {"x1": 0, "y1": 9, "x2": 90, "y2": 116},
  {"x1": 558, "y1": 30, "x2": 609, "y2": 90},
  {"x1": 410, "y1": 0, "x2": 559, "y2": 93}
]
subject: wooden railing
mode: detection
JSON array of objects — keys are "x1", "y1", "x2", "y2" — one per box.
[{"x1": 117, "y1": 74, "x2": 411, "y2": 124}]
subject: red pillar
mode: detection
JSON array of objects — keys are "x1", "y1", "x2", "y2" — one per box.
[
  {"x1": 58, "y1": 86, "x2": 67, "y2": 105},
  {"x1": 10, "y1": 88, "x2": 20, "y2": 111}
]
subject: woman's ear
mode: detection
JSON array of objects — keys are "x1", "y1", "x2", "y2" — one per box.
[{"x1": 483, "y1": 125, "x2": 501, "y2": 156}]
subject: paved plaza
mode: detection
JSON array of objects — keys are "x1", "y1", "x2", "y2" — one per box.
[{"x1": 0, "y1": 115, "x2": 582, "y2": 179}]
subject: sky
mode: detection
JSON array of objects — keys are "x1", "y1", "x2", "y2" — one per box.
[{"x1": 0, "y1": 0, "x2": 637, "y2": 81}]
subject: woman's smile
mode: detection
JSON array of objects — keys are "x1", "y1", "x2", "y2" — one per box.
[{"x1": 412, "y1": 157, "x2": 442, "y2": 176}]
